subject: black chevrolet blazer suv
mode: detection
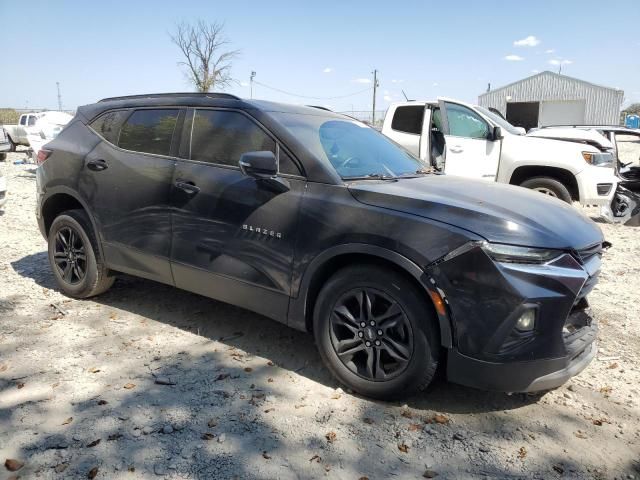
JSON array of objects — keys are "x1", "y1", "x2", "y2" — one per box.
[{"x1": 35, "y1": 93, "x2": 605, "y2": 399}]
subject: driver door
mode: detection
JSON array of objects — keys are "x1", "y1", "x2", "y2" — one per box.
[{"x1": 438, "y1": 99, "x2": 501, "y2": 181}]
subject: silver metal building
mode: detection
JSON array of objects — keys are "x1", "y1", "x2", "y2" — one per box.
[{"x1": 478, "y1": 71, "x2": 624, "y2": 130}]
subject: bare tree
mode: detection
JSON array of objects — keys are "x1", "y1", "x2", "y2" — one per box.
[{"x1": 169, "y1": 21, "x2": 240, "y2": 92}]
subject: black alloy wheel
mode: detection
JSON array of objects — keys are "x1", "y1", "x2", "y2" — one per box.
[
  {"x1": 330, "y1": 288, "x2": 413, "y2": 381},
  {"x1": 53, "y1": 226, "x2": 87, "y2": 285},
  {"x1": 314, "y1": 264, "x2": 439, "y2": 400}
]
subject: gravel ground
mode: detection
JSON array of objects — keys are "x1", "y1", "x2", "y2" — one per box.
[{"x1": 1, "y1": 149, "x2": 639, "y2": 480}]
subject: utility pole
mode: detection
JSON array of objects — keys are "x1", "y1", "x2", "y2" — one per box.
[
  {"x1": 56, "y1": 82, "x2": 62, "y2": 110},
  {"x1": 250, "y1": 71, "x2": 256, "y2": 99},
  {"x1": 372, "y1": 69, "x2": 379, "y2": 125}
]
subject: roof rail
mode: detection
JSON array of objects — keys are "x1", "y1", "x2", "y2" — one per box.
[
  {"x1": 306, "y1": 105, "x2": 332, "y2": 111},
  {"x1": 98, "y1": 92, "x2": 240, "y2": 103}
]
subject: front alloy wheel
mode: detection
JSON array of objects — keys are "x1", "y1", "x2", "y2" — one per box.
[
  {"x1": 314, "y1": 265, "x2": 439, "y2": 400},
  {"x1": 330, "y1": 288, "x2": 413, "y2": 381}
]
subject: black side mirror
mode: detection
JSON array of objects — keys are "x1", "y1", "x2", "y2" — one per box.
[
  {"x1": 239, "y1": 151, "x2": 278, "y2": 179},
  {"x1": 490, "y1": 126, "x2": 503, "y2": 141},
  {"x1": 239, "y1": 150, "x2": 290, "y2": 193}
]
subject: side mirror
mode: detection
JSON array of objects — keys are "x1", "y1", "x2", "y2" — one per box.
[
  {"x1": 239, "y1": 151, "x2": 278, "y2": 179},
  {"x1": 490, "y1": 126, "x2": 503, "y2": 141},
  {"x1": 239, "y1": 150, "x2": 290, "y2": 193}
]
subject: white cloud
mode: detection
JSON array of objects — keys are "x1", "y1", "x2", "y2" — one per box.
[
  {"x1": 504, "y1": 54, "x2": 524, "y2": 61},
  {"x1": 432, "y1": 82, "x2": 439, "y2": 87},
  {"x1": 391, "y1": 79, "x2": 404, "y2": 84},
  {"x1": 352, "y1": 78, "x2": 372, "y2": 84},
  {"x1": 323, "y1": 67, "x2": 333, "y2": 73},
  {"x1": 544, "y1": 49, "x2": 555, "y2": 54},
  {"x1": 514, "y1": 35, "x2": 540, "y2": 47},
  {"x1": 240, "y1": 81, "x2": 249, "y2": 87},
  {"x1": 383, "y1": 95, "x2": 392, "y2": 102},
  {"x1": 549, "y1": 59, "x2": 573, "y2": 65},
  {"x1": 531, "y1": 69, "x2": 540, "y2": 73}
]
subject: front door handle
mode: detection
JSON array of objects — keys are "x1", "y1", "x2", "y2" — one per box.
[
  {"x1": 449, "y1": 146, "x2": 464, "y2": 153},
  {"x1": 174, "y1": 180, "x2": 200, "y2": 195},
  {"x1": 87, "y1": 159, "x2": 108, "y2": 171}
]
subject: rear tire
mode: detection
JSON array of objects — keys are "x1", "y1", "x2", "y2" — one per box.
[
  {"x1": 313, "y1": 265, "x2": 439, "y2": 400},
  {"x1": 520, "y1": 176, "x2": 572, "y2": 203},
  {"x1": 48, "y1": 209, "x2": 115, "y2": 298}
]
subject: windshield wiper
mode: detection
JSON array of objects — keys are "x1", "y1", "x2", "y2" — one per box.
[
  {"x1": 342, "y1": 173, "x2": 398, "y2": 181},
  {"x1": 396, "y1": 168, "x2": 434, "y2": 178}
]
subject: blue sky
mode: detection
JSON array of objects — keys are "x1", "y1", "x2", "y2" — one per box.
[{"x1": 1, "y1": 0, "x2": 639, "y2": 112}]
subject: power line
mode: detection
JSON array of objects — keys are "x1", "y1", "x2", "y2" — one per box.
[{"x1": 252, "y1": 80, "x2": 372, "y2": 100}]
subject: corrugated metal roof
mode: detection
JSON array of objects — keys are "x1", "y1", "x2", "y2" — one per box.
[{"x1": 479, "y1": 71, "x2": 623, "y2": 98}]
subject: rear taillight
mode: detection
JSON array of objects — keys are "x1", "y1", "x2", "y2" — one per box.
[{"x1": 36, "y1": 149, "x2": 52, "y2": 165}]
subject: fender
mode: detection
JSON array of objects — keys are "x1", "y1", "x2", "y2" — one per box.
[
  {"x1": 39, "y1": 185, "x2": 106, "y2": 260},
  {"x1": 287, "y1": 243, "x2": 453, "y2": 348}
]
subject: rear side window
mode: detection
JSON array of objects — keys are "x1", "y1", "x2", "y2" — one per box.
[
  {"x1": 391, "y1": 106, "x2": 424, "y2": 134},
  {"x1": 118, "y1": 109, "x2": 179, "y2": 156},
  {"x1": 89, "y1": 110, "x2": 130, "y2": 145},
  {"x1": 28, "y1": 116, "x2": 37, "y2": 126},
  {"x1": 190, "y1": 110, "x2": 276, "y2": 167}
]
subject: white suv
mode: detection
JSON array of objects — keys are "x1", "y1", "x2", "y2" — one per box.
[{"x1": 382, "y1": 98, "x2": 619, "y2": 206}]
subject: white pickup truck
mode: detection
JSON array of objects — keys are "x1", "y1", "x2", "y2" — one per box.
[
  {"x1": 382, "y1": 98, "x2": 619, "y2": 206},
  {"x1": 2, "y1": 113, "x2": 39, "y2": 150}
]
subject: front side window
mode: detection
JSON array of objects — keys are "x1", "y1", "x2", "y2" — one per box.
[
  {"x1": 19, "y1": 116, "x2": 26, "y2": 126},
  {"x1": 190, "y1": 110, "x2": 276, "y2": 167},
  {"x1": 445, "y1": 103, "x2": 490, "y2": 139},
  {"x1": 391, "y1": 105, "x2": 424, "y2": 134},
  {"x1": 118, "y1": 109, "x2": 179, "y2": 156},
  {"x1": 89, "y1": 110, "x2": 130, "y2": 145}
]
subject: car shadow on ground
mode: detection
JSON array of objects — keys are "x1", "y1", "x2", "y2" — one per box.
[{"x1": 12, "y1": 251, "x2": 545, "y2": 415}]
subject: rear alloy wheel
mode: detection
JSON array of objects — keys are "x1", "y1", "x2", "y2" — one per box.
[
  {"x1": 314, "y1": 265, "x2": 439, "y2": 400},
  {"x1": 520, "y1": 176, "x2": 572, "y2": 203},
  {"x1": 48, "y1": 210, "x2": 115, "y2": 298}
]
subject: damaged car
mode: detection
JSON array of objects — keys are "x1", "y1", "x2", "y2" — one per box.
[{"x1": 36, "y1": 93, "x2": 607, "y2": 399}]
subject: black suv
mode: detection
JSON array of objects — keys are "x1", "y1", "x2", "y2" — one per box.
[{"x1": 36, "y1": 93, "x2": 604, "y2": 399}]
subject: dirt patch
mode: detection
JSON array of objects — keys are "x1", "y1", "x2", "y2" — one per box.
[{"x1": 1, "y1": 151, "x2": 638, "y2": 479}]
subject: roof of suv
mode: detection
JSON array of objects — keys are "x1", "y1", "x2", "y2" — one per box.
[{"x1": 77, "y1": 93, "x2": 346, "y2": 122}]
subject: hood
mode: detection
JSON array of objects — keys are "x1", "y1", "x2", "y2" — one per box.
[
  {"x1": 527, "y1": 128, "x2": 613, "y2": 151},
  {"x1": 348, "y1": 175, "x2": 603, "y2": 250}
]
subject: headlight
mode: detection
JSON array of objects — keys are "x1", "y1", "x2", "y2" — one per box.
[
  {"x1": 582, "y1": 151, "x2": 613, "y2": 167},
  {"x1": 482, "y1": 242, "x2": 562, "y2": 264}
]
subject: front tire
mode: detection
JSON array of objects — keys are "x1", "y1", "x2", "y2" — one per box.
[
  {"x1": 520, "y1": 176, "x2": 572, "y2": 203},
  {"x1": 48, "y1": 210, "x2": 114, "y2": 298},
  {"x1": 313, "y1": 265, "x2": 439, "y2": 400}
]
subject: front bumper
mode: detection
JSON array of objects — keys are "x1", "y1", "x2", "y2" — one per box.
[
  {"x1": 447, "y1": 314, "x2": 597, "y2": 392},
  {"x1": 428, "y1": 242, "x2": 602, "y2": 393},
  {"x1": 576, "y1": 166, "x2": 618, "y2": 206}
]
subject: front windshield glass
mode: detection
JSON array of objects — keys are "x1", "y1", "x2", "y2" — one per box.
[
  {"x1": 269, "y1": 112, "x2": 430, "y2": 179},
  {"x1": 476, "y1": 106, "x2": 523, "y2": 135}
]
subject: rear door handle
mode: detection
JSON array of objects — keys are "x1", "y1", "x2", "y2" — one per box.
[
  {"x1": 174, "y1": 180, "x2": 200, "y2": 195},
  {"x1": 449, "y1": 146, "x2": 464, "y2": 153},
  {"x1": 87, "y1": 158, "x2": 108, "y2": 171}
]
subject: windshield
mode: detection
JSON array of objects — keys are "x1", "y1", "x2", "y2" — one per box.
[
  {"x1": 476, "y1": 106, "x2": 523, "y2": 135},
  {"x1": 269, "y1": 112, "x2": 430, "y2": 179}
]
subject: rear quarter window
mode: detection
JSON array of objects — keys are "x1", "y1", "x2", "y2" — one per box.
[{"x1": 89, "y1": 110, "x2": 130, "y2": 145}]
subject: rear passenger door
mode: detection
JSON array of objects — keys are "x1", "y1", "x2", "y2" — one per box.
[
  {"x1": 169, "y1": 108, "x2": 305, "y2": 321},
  {"x1": 81, "y1": 108, "x2": 182, "y2": 284}
]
